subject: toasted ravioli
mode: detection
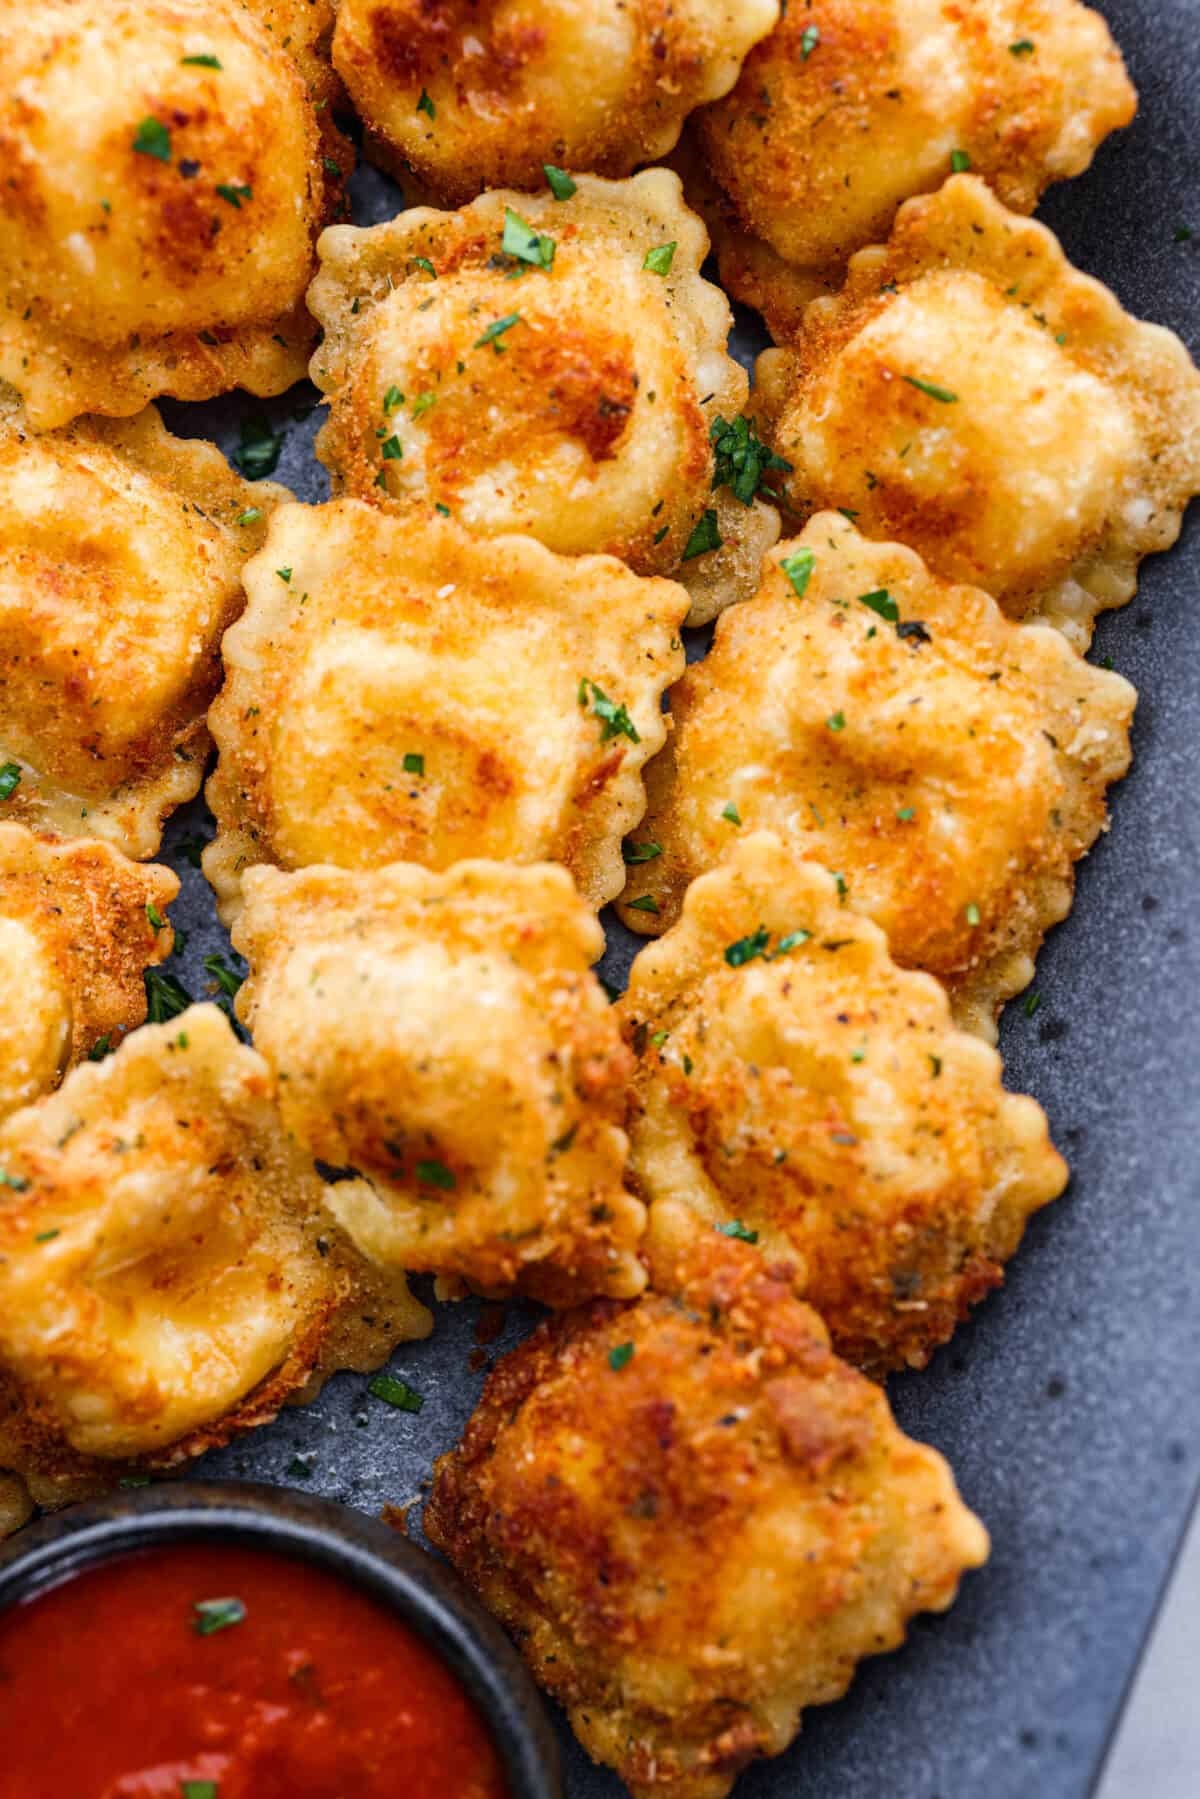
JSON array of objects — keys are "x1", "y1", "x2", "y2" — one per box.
[
  {"x1": 619, "y1": 835, "x2": 1067, "y2": 1374},
  {"x1": 204, "y1": 500, "x2": 687, "y2": 920},
  {"x1": 0, "y1": 0, "x2": 350, "y2": 427},
  {"x1": 0, "y1": 1006, "x2": 430, "y2": 1522},
  {"x1": 308, "y1": 170, "x2": 780, "y2": 625},
  {"x1": 331, "y1": 0, "x2": 778, "y2": 206},
  {"x1": 0, "y1": 400, "x2": 286, "y2": 858},
  {"x1": 426, "y1": 1228, "x2": 988, "y2": 1799},
  {"x1": 694, "y1": 0, "x2": 1134, "y2": 303},
  {"x1": 234, "y1": 859, "x2": 645, "y2": 1305},
  {"x1": 755, "y1": 177, "x2": 1200, "y2": 646},
  {"x1": 0, "y1": 826, "x2": 178, "y2": 1123},
  {"x1": 618, "y1": 517, "x2": 1135, "y2": 1036}
]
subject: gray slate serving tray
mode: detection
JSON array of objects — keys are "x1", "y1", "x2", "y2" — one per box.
[{"x1": 153, "y1": 1, "x2": 1199, "y2": 1790}]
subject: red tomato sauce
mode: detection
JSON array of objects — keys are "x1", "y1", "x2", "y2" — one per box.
[{"x1": 0, "y1": 1541, "x2": 509, "y2": 1799}]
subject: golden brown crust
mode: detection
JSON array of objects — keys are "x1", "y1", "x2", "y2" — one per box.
[
  {"x1": 0, "y1": 0, "x2": 350, "y2": 427},
  {"x1": 204, "y1": 499, "x2": 687, "y2": 920},
  {"x1": 0, "y1": 1005, "x2": 429, "y2": 1523},
  {"x1": 426, "y1": 1227, "x2": 988, "y2": 1799},
  {"x1": 617, "y1": 515, "x2": 1135, "y2": 1037},
  {"x1": 0, "y1": 399, "x2": 287, "y2": 858},
  {"x1": 0, "y1": 825, "x2": 178, "y2": 1123},
  {"x1": 619, "y1": 835, "x2": 1067, "y2": 1374},
  {"x1": 694, "y1": 0, "x2": 1134, "y2": 292},
  {"x1": 331, "y1": 0, "x2": 778, "y2": 206},
  {"x1": 234, "y1": 859, "x2": 646, "y2": 1305},
  {"x1": 755, "y1": 177, "x2": 1200, "y2": 647},
  {"x1": 308, "y1": 170, "x2": 779, "y2": 626}
]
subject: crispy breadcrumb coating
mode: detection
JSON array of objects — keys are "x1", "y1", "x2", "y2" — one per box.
[{"x1": 426, "y1": 1227, "x2": 988, "y2": 1799}]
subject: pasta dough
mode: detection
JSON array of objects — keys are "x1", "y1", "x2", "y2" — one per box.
[
  {"x1": 755, "y1": 177, "x2": 1200, "y2": 646},
  {"x1": 618, "y1": 515, "x2": 1135, "y2": 1037},
  {"x1": 308, "y1": 170, "x2": 779, "y2": 625},
  {"x1": 331, "y1": 0, "x2": 778, "y2": 206},
  {"x1": 0, "y1": 0, "x2": 350, "y2": 427},
  {"x1": 204, "y1": 500, "x2": 687, "y2": 919},
  {"x1": 0, "y1": 399, "x2": 287, "y2": 858},
  {"x1": 426, "y1": 1224, "x2": 988, "y2": 1799},
  {"x1": 620, "y1": 834, "x2": 1067, "y2": 1375},
  {"x1": 234, "y1": 859, "x2": 645, "y2": 1305},
  {"x1": 0, "y1": 825, "x2": 178, "y2": 1123}
]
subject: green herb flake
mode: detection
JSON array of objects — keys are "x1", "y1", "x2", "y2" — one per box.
[
  {"x1": 709, "y1": 414, "x2": 792, "y2": 506},
  {"x1": 88, "y1": 1035, "x2": 113, "y2": 1062},
  {"x1": 501, "y1": 207, "x2": 556, "y2": 270},
  {"x1": 232, "y1": 417, "x2": 284, "y2": 480},
  {"x1": 608, "y1": 1342, "x2": 635, "y2": 1371},
  {"x1": 774, "y1": 929, "x2": 811, "y2": 955},
  {"x1": 34, "y1": 1228, "x2": 59, "y2": 1243},
  {"x1": 403, "y1": 751, "x2": 425, "y2": 775},
  {"x1": 181, "y1": 1782, "x2": 218, "y2": 1799},
  {"x1": 146, "y1": 902, "x2": 166, "y2": 931},
  {"x1": 544, "y1": 164, "x2": 577, "y2": 201},
  {"x1": 474, "y1": 312, "x2": 521, "y2": 352},
  {"x1": 903, "y1": 375, "x2": 959, "y2": 404},
  {"x1": 626, "y1": 895, "x2": 660, "y2": 915},
  {"x1": 410, "y1": 391, "x2": 438, "y2": 420},
  {"x1": 1024, "y1": 990, "x2": 1042, "y2": 1017},
  {"x1": 180, "y1": 53, "x2": 222, "y2": 68},
  {"x1": 236, "y1": 507, "x2": 261, "y2": 527},
  {"x1": 858, "y1": 587, "x2": 899, "y2": 623},
  {"x1": 965, "y1": 902, "x2": 981, "y2": 926},
  {"x1": 215, "y1": 182, "x2": 252, "y2": 209},
  {"x1": 895, "y1": 806, "x2": 915, "y2": 822},
  {"x1": 682, "y1": 508, "x2": 722, "y2": 560},
  {"x1": 132, "y1": 117, "x2": 171, "y2": 161},
  {"x1": 725, "y1": 926, "x2": 770, "y2": 968},
  {"x1": 800, "y1": 23, "x2": 821, "y2": 57},
  {"x1": 416, "y1": 1158, "x2": 456, "y2": 1190},
  {"x1": 623, "y1": 841, "x2": 662, "y2": 864},
  {"x1": 643, "y1": 242, "x2": 677, "y2": 276},
  {"x1": 1009, "y1": 37, "x2": 1036, "y2": 54},
  {"x1": 323, "y1": 157, "x2": 342, "y2": 177},
  {"x1": 721, "y1": 801, "x2": 742, "y2": 826},
  {"x1": 145, "y1": 968, "x2": 193, "y2": 1024},
  {"x1": 0, "y1": 1168, "x2": 29, "y2": 1191},
  {"x1": 416, "y1": 88, "x2": 436, "y2": 118},
  {"x1": 380, "y1": 434, "x2": 404, "y2": 463},
  {"x1": 780, "y1": 549, "x2": 815, "y2": 598},
  {"x1": 276, "y1": 566, "x2": 292, "y2": 583},
  {"x1": 0, "y1": 762, "x2": 22, "y2": 801},
  {"x1": 204, "y1": 955, "x2": 244, "y2": 1000},
  {"x1": 411, "y1": 256, "x2": 437, "y2": 277},
  {"x1": 950, "y1": 149, "x2": 971, "y2": 172},
  {"x1": 193, "y1": 1596, "x2": 246, "y2": 1637},
  {"x1": 578, "y1": 678, "x2": 640, "y2": 743},
  {"x1": 717, "y1": 1220, "x2": 759, "y2": 1243},
  {"x1": 369, "y1": 1373, "x2": 424, "y2": 1412},
  {"x1": 119, "y1": 1475, "x2": 152, "y2": 1488},
  {"x1": 826, "y1": 711, "x2": 846, "y2": 732}
]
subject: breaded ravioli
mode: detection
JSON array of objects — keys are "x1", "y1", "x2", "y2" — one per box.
[
  {"x1": 617, "y1": 516, "x2": 1135, "y2": 1037},
  {"x1": 693, "y1": 0, "x2": 1134, "y2": 314},
  {"x1": 755, "y1": 177, "x2": 1200, "y2": 647},
  {"x1": 426, "y1": 1227, "x2": 988, "y2": 1799},
  {"x1": 234, "y1": 860, "x2": 645, "y2": 1305},
  {"x1": 204, "y1": 500, "x2": 687, "y2": 920},
  {"x1": 619, "y1": 835, "x2": 1067, "y2": 1375},
  {"x1": 308, "y1": 170, "x2": 780, "y2": 625},
  {"x1": 0, "y1": 398, "x2": 288, "y2": 858},
  {"x1": 0, "y1": 0, "x2": 352, "y2": 427},
  {"x1": 0, "y1": 1005, "x2": 430, "y2": 1527},
  {"x1": 0, "y1": 826, "x2": 177, "y2": 1123},
  {"x1": 331, "y1": 0, "x2": 778, "y2": 207}
]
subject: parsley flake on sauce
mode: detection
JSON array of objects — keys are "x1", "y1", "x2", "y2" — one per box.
[
  {"x1": 181, "y1": 1782, "x2": 219, "y2": 1799},
  {"x1": 192, "y1": 1596, "x2": 246, "y2": 1637},
  {"x1": 0, "y1": 762, "x2": 21, "y2": 801}
]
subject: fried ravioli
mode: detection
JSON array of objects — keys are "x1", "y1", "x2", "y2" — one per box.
[
  {"x1": 755, "y1": 177, "x2": 1200, "y2": 647},
  {"x1": 0, "y1": 1005, "x2": 430, "y2": 1525},
  {"x1": 234, "y1": 859, "x2": 645, "y2": 1305},
  {"x1": 618, "y1": 516, "x2": 1135, "y2": 1037},
  {"x1": 204, "y1": 500, "x2": 687, "y2": 920},
  {"x1": 693, "y1": 0, "x2": 1134, "y2": 308},
  {"x1": 0, "y1": 0, "x2": 351, "y2": 427},
  {"x1": 331, "y1": 0, "x2": 778, "y2": 207},
  {"x1": 426, "y1": 1226, "x2": 988, "y2": 1799},
  {"x1": 0, "y1": 826, "x2": 178, "y2": 1123},
  {"x1": 308, "y1": 170, "x2": 780, "y2": 625},
  {"x1": 0, "y1": 399, "x2": 286, "y2": 858},
  {"x1": 619, "y1": 834, "x2": 1067, "y2": 1375}
]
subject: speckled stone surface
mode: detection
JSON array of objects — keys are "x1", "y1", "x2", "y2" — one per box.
[{"x1": 151, "y1": 2, "x2": 1199, "y2": 1790}]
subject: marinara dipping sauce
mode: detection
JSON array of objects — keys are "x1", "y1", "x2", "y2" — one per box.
[{"x1": 0, "y1": 1541, "x2": 508, "y2": 1799}]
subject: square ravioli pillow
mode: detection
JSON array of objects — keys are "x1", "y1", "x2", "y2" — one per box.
[
  {"x1": 619, "y1": 833, "x2": 1067, "y2": 1376},
  {"x1": 307, "y1": 170, "x2": 780, "y2": 626},
  {"x1": 617, "y1": 515, "x2": 1135, "y2": 1038},
  {"x1": 233, "y1": 859, "x2": 645, "y2": 1306},
  {"x1": 0, "y1": 1005, "x2": 430, "y2": 1526},
  {"x1": 755, "y1": 176, "x2": 1200, "y2": 648},
  {"x1": 204, "y1": 499, "x2": 688, "y2": 919},
  {"x1": 0, "y1": 825, "x2": 177, "y2": 1123},
  {"x1": 0, "y1": 0, "x2": 352, "y2": 427},
  {"x1": 426, "y1": 1226, "x2": 988, "y2": 1799},
  {"x1": 0, "y1": 398, "x2": 288, "y2": 858}
]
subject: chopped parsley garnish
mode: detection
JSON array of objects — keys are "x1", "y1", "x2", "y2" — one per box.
[
  {"x1": 608, "y1": 1342, "x2": 635, "y2": 1371},
  {"x1": 416, "y1": 1158, "x2": 456, "y2": 1189},
  {"x1": 0, "y1": 1168, "x2": 29, "y2": 1191},
  {"x1": 193, "y1": 1596, "x2": 246, "y2": 1637},
  {"x1": 411, "y1": 256, "x2": 436, "y2": 277},
  {"x1": 903, "y1": 375, "x2": 958, "y2": 403},
  {"x1": 776, "y1": 929, "x2": 811, "y2": 954},
  {"x1": 544, "y1": 164, "x2": 577, "y2": 201},
  {"x1": 501, "y1": 207, "x2": 556, "y2": 270},
  {"x1": 232, "y1": 417, "x2": 284, "y2": 480},
  {"x1": 578, "y1": 678, "x2": 640, "y2": 743},
  {"x1": 1024, "y1": 990, "x2": 1042, "y2": 1017},
  {"x1": 132, "y1": 117, "x2": 171, "y2": 161},
  {"x1": 800, "y1": 23, "x2": 820, "y2": 57},
  {"x1": 626, "y1": 895, "x2": 660, "y2": 914},
  {"x1": 965, "y1": 902, "x2": 981, "y2": 926},
  {"x1": 709, "y1": 414, "x2": 792, "y2": 505},
  {"x1": 204, "y1": 955, "x2": 243, "y2": 1000},
  {"x1": 780, "y1": 549, "x2": 815, "y2": 598},
  {"x1": 236, "y1": 507, "x2": 261, "y2": 527},
  {"x1": 145, "y1": 968, "x2": 193, "y2": 1024},
  {"x1": 725, "y1": 926, "x2": 770, "y2": 968},
  {"x1": 215, "y1": 182, "x2": 252, "y2": 209},
  {"x1": 859, "y1": 587, "x2": 899, "y2": 623},
  {"x1": 896, "y1": 806, "x2": 915, "y2": 822},
  {"x1": 323, "y1": 157, "x2": 341, "y2": 177},
  {"x1": 833, "y1": 872, "x2": 848, "y2": 899},
  {"x1": 180, "y1": 53, "x2": 222, "y2": 68},
  {"x1": 146, "y1": 902, "x2": 166, "y2": 931},
  {"x1": 181, "y1": 1782, "x2": 218, "y2": 1799},
  {"x1": 403, "y1": 751, "x2": 425, "y2": 775},
  {"x1": 88, "y1": 1035, "x2": 114, "y2": 1062},
  {"x1": 0, "y1": 762, "x2": 21, "y2": 801},
  {"x1": 276, "y1": 566, "x2": 292, "y2": 583},
  {"x1": 950, "y1": 149, "x2": 971, "y2": 172},
  {"x1": 827, "y1": 711, "x2": 846, "y2": 732},
  {"x1": 410, "y1": 391, "x2": 437, "y2": 420},
  {"x1": 682, "y1": 508, "x2": 722, "y2": 560},
  {"x1": 1009, "y1": 37, "x2": 1035, "y2": 54},
  {"x1": 643, "y1": 242, "x2": 677, "y2": 276},
  {"x1": 380, "y1": 434, "x2": 403, "y2": 463},
  {"x1": 369, "y1": 1373, "x2": 424, "y2": 1411},
  {"x1": 721, "y1": 801, "x2": 742, "y2": 825},
  {"x1": 474, "y1": 312, "x2": 521, "y2": 351},
  {"x1": 623, "y1": 841, "x2": 662, "y2": 864},
  {"x1": 33, "y1": 1229, "x2": 58, "y2": 1243},
  {"x1": 717, "y1": 1220, "x2": 759, "y2": 1243},
  {"x1": 416, "y1": 88, "x2": 436, "y2": 118}
]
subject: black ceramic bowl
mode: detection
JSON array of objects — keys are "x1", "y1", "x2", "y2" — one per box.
[{"x1": 0, "y1": 1479, "x2": 562, "y2": 1799}]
